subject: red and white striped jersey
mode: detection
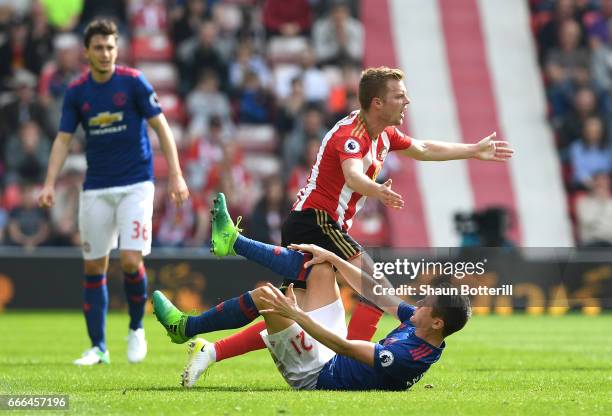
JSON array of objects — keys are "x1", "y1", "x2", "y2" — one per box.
[{"x1": 293, "y1": 110, "x2": 412, "y2": 230}]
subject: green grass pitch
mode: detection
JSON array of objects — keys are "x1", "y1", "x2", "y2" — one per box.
[{"x1": 1, "y1": 312, "x2": 611, "y2": 415}]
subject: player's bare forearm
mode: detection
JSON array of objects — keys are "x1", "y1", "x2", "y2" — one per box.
[
  {"x1": 148, "y1": 114, "x2": 190, "y2": 205},
  {"x1": 293, "y1": 310, "x2": 375, "y2": 366},
  {"x1": 260, "y1": 283, "x2": 375, "y2": 366},
  {"x1": 148, "y1": 114, "x2": 182, "y2": 176},
  {"x1": 341, "y1": 159, "x2": 403, "y2": 208},
  {"x1": 342, "y1": 163, "x2": 380, "y2": 197},
  {"x1": 289, "y1": 244, "x2": 402, "y2": 318},
  {"x1": 402, "y1": 140, "x2": 478, "y2": 161},
  {"x1": 44, "y1": 132, "x2": 73, "y2": 186},
  {"x1": 326, "y1": 252, "x2": 402, "y2": 318},
  {"x1": 401, "y1": 133, "x2": 514, "y2": 162}
]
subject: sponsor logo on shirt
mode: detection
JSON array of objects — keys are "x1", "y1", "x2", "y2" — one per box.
[
  {"x1": 89, "y1": 111, "x2": 124, "y2": 127},
  {"x1": 88, "y1": 111, "x2": 127, "y2": 135}
]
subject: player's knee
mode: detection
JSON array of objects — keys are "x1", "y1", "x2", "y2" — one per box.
[
  {"x1": 119, "y1": 251, "x2": 142, "y2": 273},
  {"x1": 84, "y1": 259, "x2": 107, "y2": 275},
  {"x1": 250, "y1": 286, "x2": 276, "y2": 311}
]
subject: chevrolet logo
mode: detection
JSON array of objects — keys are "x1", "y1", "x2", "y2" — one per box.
[{"x1": 89, "y1": 111, "x2": 123, "y2": 127}]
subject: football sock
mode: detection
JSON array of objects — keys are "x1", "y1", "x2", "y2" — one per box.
[
  {"x1": 185, "y1": 292, "x2": 259, "y2": 337},
  {"x1": 123, "y1": 264, "x2": 148, "y2": 330},
  {"x1": 347, "y1": 297, "x2": 384, "y2": 341},
  {"x1": 83, "y1": 274, "x2": 108, "y2": 352},
  {"x1": 213, "y1": 320, "x2": 267, "y2": 361},
  {"x1": 233, "y1": 235, "x2": 312, "y2": 280}
]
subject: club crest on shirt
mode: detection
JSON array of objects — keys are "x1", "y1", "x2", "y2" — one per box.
[
  {"x1": 379, "y1": 349, "x2": 394, "y2": 367},
  {"x1": 344, "y1": 138, "x2": 360, "y2": 154},
  {"x1": 378, "y1": 146, "x2": 389, "y2": 160},
  {"x1": 113, "y1": 92, "x2": 127, "y2": 107}
]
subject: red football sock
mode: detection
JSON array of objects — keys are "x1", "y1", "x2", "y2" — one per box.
[
  {"x1": 347, "y1": 300, "x2": 384, "y2": 341},
  {"x1": 214, "y1": 320, "x2": 267, "y2": 361}
]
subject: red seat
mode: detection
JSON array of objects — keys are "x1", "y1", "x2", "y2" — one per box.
[
  {"x1": 131, "y1": 35, "x2": 173, "y2": 62},
  {"x1": 158, "y1": 93, "x2": 185, "y2": 123}
]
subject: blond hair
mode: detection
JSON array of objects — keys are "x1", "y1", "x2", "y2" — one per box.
[{"x1": 358, "y1": 67, "x2": 404, "y2": 110}]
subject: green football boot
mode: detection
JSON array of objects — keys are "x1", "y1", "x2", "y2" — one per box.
[
  {"x1": 152, "y1": 290, "x2": 190, "y2": 344},
  {"x1": 210, "y1": 192, "x2": 242, "y2": 257}
]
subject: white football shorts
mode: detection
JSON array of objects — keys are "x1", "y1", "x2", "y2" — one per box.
[
  {"x1": 78, "y1": 181, "x2": 154, "y2": 260},
  {"x1": 260, "y1": 298, "x2": 347, "y2": 390}
]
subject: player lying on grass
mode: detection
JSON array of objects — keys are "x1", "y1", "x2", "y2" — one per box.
[{"x1": 153, "y1": 243, "x2": 471, "y2": 390}]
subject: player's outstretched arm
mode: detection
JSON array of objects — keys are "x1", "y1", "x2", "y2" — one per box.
[
  {"x1": 400, "y1": 132, "x2": 514, "y2": 162},
  {"x1": 260, "y1": 283, "x2": 376, "y2": 366},
  {"x1": 341, "y1": 158, "x2": 404, "y2": 209},
  {"x1": 39, "y1": 132, "x2": 73, "y2": 208},
  {"x1": 148, "y1": 113, "x2": 190, "y2": 206},
  {"x1": 288, "y1": 243, "x2": 403, "y2": 318}
]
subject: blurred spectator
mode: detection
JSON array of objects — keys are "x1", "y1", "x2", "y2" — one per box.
[
  {"x1": 247, "y1": 176, "x2": 290, "y2": 245},
  {"x1": 129, "y1": 0, "x2": 167, "y2": 37},
  {"x1": 171, "y1": 0, "x2": 209, "y2": 45},
  {"x1": 210, "y1": 1, "x2": 242, "y2": 61},
  {"x1": 235, "y1": 70, "x2": 274, "y2": 124},
  {"x1": 5, "y1": 121, "x2": 50, "y2": 185},
  {"x1": 48, "y1": 166, "x2": 82, "y2": 246},
  {"x1": 6, "y1": 183, "x2": 50, "y2": 249},
  {"x1": 286, "y1": 136, "x2": 320, "y2": 199},
  {"x1": 262, "y1": 0, "x2": 312, "y2": 37},
  {"x1": 229, "y1": 39, "x2": 272, "y2": 92},
  {"x1": 275, "y1": 76, "x2": 306, "y2": 134},
  {"x1": 350, "y1": 198, "x2": 391, "y2": 247},
  {"x1": 155, "y1": 194, "x2": 208, "y2": 247},
  {"x1": 184, "y1": 115, "x2": 226, "y2": 191},
  {"x1": 557, "y1": 87, "x2": 599, "y2": 150},
  {"x1": 0, "y1": 16, "x2": 30, "y2": 90},
  {"x1": 186, "y1": 70, "x2": 233, "y2": 138},
  {"x1": 583, "y1": 0, "x2": 612, "y2": 49},
  {"x1": 312, "y1": 0, "x2": 363, "y2": 66},
  {"x1": 283, "y1": 104, "x2": 327, "y2": 171},
  {"x1": 0, "y1": 70, "x2": 54, "y2": 147},
  {"x1": 576, "y1": 172, "x2": 612, "y2": 246},
  {"x1": 38, "y1": 33, "x2": 83, "y2": 130},
  {"x1": 299, "y1": 47, "x2": 330, "y2": 104},
  {"x1": 569, "y1": 116, "x2": 612, "y2": 189},
  {"x1": 177, "y1": 20, "x2": 228, "y2": 94},
  {"x1": 24, "y1": 1, "x2": 55, "y2": 76},
  {"x1": 40, "y1": 0, "x2": 83, "y2": 32},
  {"x1": 545, "y1": 19, "x2": 590, "y2": 91},
  {"x1": 208, "y1": 142, "x2": 256, "y2": 217},
  {"x1": 537, "y1": 0, "x2": 587, "y2": 63}
]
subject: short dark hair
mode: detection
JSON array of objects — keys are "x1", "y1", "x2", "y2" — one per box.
[
  {"x1": 83, "y1": 19, "x2": 118, "y2": 48},
  {"x1": 358, "y1": 66, "x2": 404, "y2": 110},
  {"x1": 430, "y1": 282, "x2": 471, "y2": 337}
]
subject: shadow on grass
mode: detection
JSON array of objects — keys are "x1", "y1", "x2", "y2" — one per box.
[{"x1": 116, "y1": 386, "x2": 289, "y2": 393}]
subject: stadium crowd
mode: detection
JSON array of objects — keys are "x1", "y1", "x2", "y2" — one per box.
[
  {"x1": 0, "y1": 0, "x2": 394, "y2": 249},
  {"x1": 530, "y1": 0, "x2": 612, "y2": 246}
]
